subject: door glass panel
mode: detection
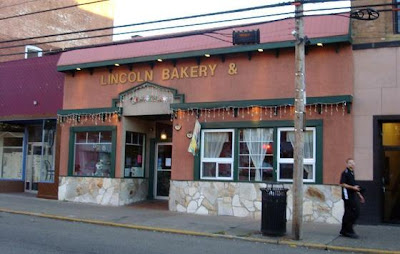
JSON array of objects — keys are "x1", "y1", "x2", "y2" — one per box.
[
  {"x1": 26, "y1": 144, "x2": 41, "y2": 191},
  {"x1": 156, "y1": 144, "x2": 172, "y2": 198},
  {"x1": 383, "y1": 151, "x2": 400, "y2": 223},
  {"x1": 382, "y1": 123, "x2": 400, "y2": 146},
  {"x1": 157, "y1": 145, "x2": 172, "y2": 170},
  {"x1": 41, "y1": 125, "x2": 56, "y2": 182}
]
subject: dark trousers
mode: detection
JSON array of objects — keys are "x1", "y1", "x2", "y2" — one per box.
[{"x1": 341, "y1": 198, "x2": 360, "y2": 234}]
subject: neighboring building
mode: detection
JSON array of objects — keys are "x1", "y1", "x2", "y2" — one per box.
[
  {"x1": 0, "y1": 54, "x2": 64, "y2": 199},
  {"x1": 56, "y1": 15, "x2": 353, "y2": 224},
  {"x1": 0, "y1": 0, "x2": 115, "y2": 62},
  {"x1": 351, "y1": 0, "x2": 400, "y2": 224},
  {"x1": 0, "y1": 0, "x2": 114, "y2": 198}
]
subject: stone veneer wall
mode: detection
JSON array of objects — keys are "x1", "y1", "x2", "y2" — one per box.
[
  {"x1": 169, "y1": 181, "x2": 344, "y2": 224},
  {"x1": 58, "y1": 177, "x2": 148, "y2": 206}
]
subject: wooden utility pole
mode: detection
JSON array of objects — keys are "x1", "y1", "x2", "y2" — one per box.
[{"x1": 292, "y1": 1, "x2": 305, "y2": 241}]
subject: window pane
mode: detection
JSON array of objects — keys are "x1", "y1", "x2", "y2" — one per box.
[
  {"x1": 3, "y1": 137, "x2": 23, "y2": 146},
  {"x1": 100, "y1": 132, "x2": 112, "y2": 143},
  {"x1": 238, "y1": 128, "x2": 274, "y2": 182},
  {"x1": 74, "y1": 133, "x2": 112, "y2": 177},
  {"x1": 239, "y1": 142, "x2": 249, "y2": 154},
  {"x1": 203, "y1": 132, "x2": 232, "y2": 158},
  {"x1": 263, "y1": 156, "x2": 273, "y2": 168},
  {"x1": 41, "y1": 126, "x2": 56, "y2": 182},
  {"x1": 280, "y1": 131, "x2": 294, "y2": 158},
  {"x1": 238, "y1": 168, "x2": 249, "y2": 181},
  {"x1": 87, "y1": 132, "x2": 99, "y2": 143},
  {"x1": 125, "y1": 132, "x2": 132, "y2": 144},
  {"x1": 76, "y1": 132, "x2": 87, "y2": 143},
  {"x1": 382, "y1": 123, "x2": 400, "y2": 146},
  {"x1": 261, "y1": 168, "x2": 273, "y2": 181},
  {"x1": 1, "y1": 148, "x2": 23, "y2": 179},
  {"x1": 132, "y1": 132, "x2": 138, "y2": 144},
  {"x1": 304, "y1": 164, "x2": 313, "y2": 180},
  {"x1": 125, "y1": 146, "x2": 142, "y2": 167},
  {"x1": 279, "y1": 163, "x2": 293, "y2": 179},
  {"x1": 281, "y1": 130, "x2": 313, "y2": 159},
  {"x1": 304, "y1": 131, "x2": 314, "y2": 159},
  {"x1": 218, "y1": 163, "x2": 231, "y2": 177},
  {"x1": 203, "y1": 162, "x2": 216, "y2": 177},
  {"x1": 280, "y1": 163, "x2": 313, "y2": 180},
  {"x1": 138, "y1": 133, "x2": 144, "y2": 145},
  {"x1": 239, "y1": 155, "x2": 249, "y2": 167},
  {"x1": 124, "y1": 132, "x2": 145, "y2": 178}
]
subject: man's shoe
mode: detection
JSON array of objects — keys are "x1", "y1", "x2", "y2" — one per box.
[
  {"x1": 340, "y1": 231, "x2": 359, "y2": 239},
  {"x1": 348, "y1": 233, "x2": 359, "y2": 239}
]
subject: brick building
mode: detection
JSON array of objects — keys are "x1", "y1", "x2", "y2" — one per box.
[
  {"x1": 351, "y1": 0, "x2": 400, "y2": 224},
  {"x1": 0, "y1": 0, "x2": 115, "y2": 62}
]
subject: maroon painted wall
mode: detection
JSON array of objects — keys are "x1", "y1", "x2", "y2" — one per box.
[{"x1": 0, "y1": 54, "x2": 64, "y2": 120}]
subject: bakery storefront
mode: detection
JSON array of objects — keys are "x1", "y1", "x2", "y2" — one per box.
[{"x1": 57, "y1": 16, "x2": 353, "y2": 223}]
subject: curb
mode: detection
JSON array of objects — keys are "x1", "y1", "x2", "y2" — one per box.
[{"x1": 1, "y1": 208, "x2": 399, "y2": 254}]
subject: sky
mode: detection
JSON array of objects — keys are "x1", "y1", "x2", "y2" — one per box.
[{"x1": 113, "y1": 0, "x2": 350, "y2": 41}]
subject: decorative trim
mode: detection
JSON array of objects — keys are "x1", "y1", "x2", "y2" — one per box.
[
  {"x1": 171, "y1": 95, "x2": 352, "y2": 110},
  {"x1": 117, "y1": 82, "x2": 185, "y2": 105},
  {"x1": 353, "y1": 40, "x2": 400, "y2": 50}
]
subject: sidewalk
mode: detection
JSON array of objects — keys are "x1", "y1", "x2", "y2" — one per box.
[{"x1": 0, "y1": 192, "x2": 399, "y2": 254}]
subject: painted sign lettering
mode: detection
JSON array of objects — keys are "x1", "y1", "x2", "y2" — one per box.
[{"x1": 99, "y1": 63, "x2": 235, "y2": 85}]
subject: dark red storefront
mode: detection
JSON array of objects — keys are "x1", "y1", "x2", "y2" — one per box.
[{"x1": 0, "y1": 53, "x2": 64, "y2": 199}]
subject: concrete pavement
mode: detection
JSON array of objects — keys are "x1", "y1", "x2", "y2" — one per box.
[{"x1": 0, "y1": 192, "x2": 399, "y2": 254}]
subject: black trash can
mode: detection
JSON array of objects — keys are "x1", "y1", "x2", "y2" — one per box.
[{"x1": 260, "y1": 185, "x2": 288, "y2": 236}]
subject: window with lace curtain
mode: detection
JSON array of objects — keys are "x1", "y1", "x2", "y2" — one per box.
[
  {"x1": 238, "y1": 128, "x2": 274, "y2": 182},
  {"x1": 200, "y1": 129, "x2": 234, "y2": 180},
  {"x1": 199, "y1": 126, "x2": 317, "y2": 182},
  {"x1": 277, "y1": 127, "x2": 316, "y2": 182}
]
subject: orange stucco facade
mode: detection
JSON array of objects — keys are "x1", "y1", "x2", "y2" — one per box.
[{"x1": 59, "y1": 44, "x2": 353, "y2": 185}]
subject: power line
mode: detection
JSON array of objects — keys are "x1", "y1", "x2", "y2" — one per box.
[
  {"x1": 0, "y1": 11, "x2": 353, "y2": 58},
  {"x1": 0, "y1": 0, "x2": 388, "y2": 48},
  {"x1": 0, "y1": 1, "x2": 295, "y2": 45},
  {"x1": 0, "y1": 9, "x2": 299, "y2": 50},
  {"x1": 0, "y1": 2, "x2": 394, "y2": 57},
  {"x1": 0, "y1": 0, "x2": 109, "y2": 21},
  {"x1": 0, "y1": 0, "x2": 43, "y2": 10},
  {"x1": 0, "y1": 1, "x2": 387, "y2": 51}
]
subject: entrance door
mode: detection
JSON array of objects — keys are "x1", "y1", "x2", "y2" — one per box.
[
  {"x1": 381, "y1": 122, "x2": 400, "y2": 223},
  {"x1": 154, "y1": 143, "x2": 172, "y2": 199},
  {"x1": 26, "y1": 142, "x2": 42, "y2": 191}
]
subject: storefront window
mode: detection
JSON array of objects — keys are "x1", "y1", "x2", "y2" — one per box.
[
  {"x1": 73, "y1": 131, "x2": 112, "y2": 177},
  {"x1": 124, "y1": 131, "x2": 145, "y2": 177},
  {"x1": 238, "y1": 128, "x2": 274, "y2": 182},
  {"x1": 277, "y1": 127, "x2": 316, "y2": 182},
  {"x1": 200, "y1": 129, "x2": 234, "y2": 180},
  {"x1": 0, "y1": 132, "x2": 24, "y2": 180},
  {"x1": 40, "y1": 121, "x2": 56, "y2": 182},
  {"x1": 199, "y1": 126, "x2": 318, "y2": 183}
]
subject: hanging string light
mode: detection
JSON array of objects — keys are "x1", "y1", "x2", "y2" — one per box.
[{"x1": 170, "y1": 101, "x2": 349, "y2": 121}]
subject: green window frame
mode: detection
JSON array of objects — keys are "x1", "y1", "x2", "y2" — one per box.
[
  {"x1": 195, "y1": 120, "x2": 323, "y2": 183},
  {"x1": 200, "y1": 129, "x2": 234, "y2": 180},
  {"x1": 124, "y1": 131, "x2": 146, "y2": 178},
  {"x1": 68, "y1": 126, "x2": 117, "y2": 178}
]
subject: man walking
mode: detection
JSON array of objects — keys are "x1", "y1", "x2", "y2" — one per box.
[{"x1": 340, "y1": 158, "x2": 365, "y2": 238}]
